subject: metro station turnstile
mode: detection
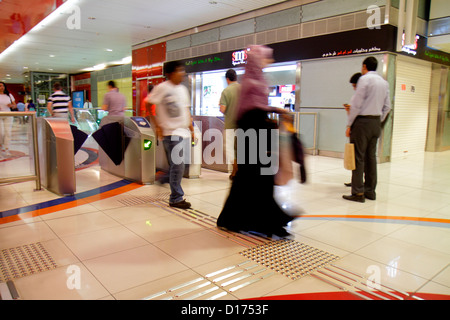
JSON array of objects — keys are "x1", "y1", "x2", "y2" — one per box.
[
  {"x1": 124, "y1": 117, "x2": 156, "y2": 184},
  {"x1": 94, "y1": 116, "x2": 201, "y2": 184},
  {"x1": 94, "y1": 116, "x2": 156, "y2": 185},
  {"x1": 37, "y1": 118, "x2": 76, "y2": 196}
]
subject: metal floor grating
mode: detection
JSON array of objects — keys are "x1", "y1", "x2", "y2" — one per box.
[
  {"x1": 118, "y1": 192, "x2": 172, "y2": 206},
  {"x1": 240, "y1": 240, "x2": 340, "y2": 280},
  {"x1": 0, "y1": 242, "x2": 58, "y2": 282}
]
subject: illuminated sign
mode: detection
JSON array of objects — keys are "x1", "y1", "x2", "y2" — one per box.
[
  {"x1": 279, "y1": 85, "x2": 295, "y2": 93},
  {"x1": 143, "y1": 139, "x2": 152, "y2": 150},
  {"x1": 322, "y1": 47, "x2": 381, "y2": 58},
  {"x1": 401, "y1": 34, "x2": 419, "y2": 56},
  {"x1": 232, "y1": 49, "x2": 248, "y2": 66}
]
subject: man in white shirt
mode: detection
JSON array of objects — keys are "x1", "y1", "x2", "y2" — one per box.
[
  {"x1": 148, "y1": 61, "x2": 194, "y2": 209},
  {"x1": 343, "y1": 56, "x2": 391, "y2": 203},
  {"x1": 83, "y1": 99, "x2": 93, "y2": 109}
]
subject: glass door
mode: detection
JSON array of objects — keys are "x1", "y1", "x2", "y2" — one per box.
[{"x1": 30, "y1": 72, "x2": 69, "y2": 117}]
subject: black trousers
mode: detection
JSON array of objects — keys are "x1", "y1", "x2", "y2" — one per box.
[{"x1": 350, "y1": 117, "x2": 381, "y2": 196}]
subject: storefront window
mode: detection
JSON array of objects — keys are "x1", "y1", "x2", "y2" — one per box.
[
  {"x1": 264, "y1": 64, "x2": 297, "y2": 111},
  {"x1": 192, "y1": 63, "x2": 297, "y2": 117}
]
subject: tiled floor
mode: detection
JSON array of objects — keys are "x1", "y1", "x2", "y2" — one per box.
[{"x1": 1, "y1": 147, "x2": 450, "y2": 300}]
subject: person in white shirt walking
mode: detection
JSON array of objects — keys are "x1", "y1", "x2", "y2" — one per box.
[
  {"x1": 343, "y1": 57, "x2": 391, "y2": 203},
  {"x1": 148, "y1": 61, "x2": 195, "y2": 209}
]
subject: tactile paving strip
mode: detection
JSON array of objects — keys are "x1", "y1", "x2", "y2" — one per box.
[
  {"x1": 239, "y1": 240, "x2": 340, "y2": 280},
  {"x1": 0, "y1": 243, "x2": 58, "y2": 282},
  {"x1": 143, "y1": 260, "x2": 275, "y2": 300}
]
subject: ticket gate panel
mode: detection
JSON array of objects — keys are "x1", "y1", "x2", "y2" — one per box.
[
  {"x1": 37, "y1": 118, "x2": 76, "y2": 196},
  {"x1": 124, "y1": 117, "x2": 156, "y2": 185},
  {"x1": 94, "y1": 116, "x2": 126, "y2": 177},
  {"x1": 70, "y1": 125, "x2": 88, "y2": 154}
]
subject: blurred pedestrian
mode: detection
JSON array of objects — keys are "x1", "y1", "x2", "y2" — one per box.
[
  {"x1": 26, "y1": 99, "x2": 35, "y2": 111},
  {"x1": 47, "y1": 82, "x2": 75, "y2": 122},
  {"x1": 83, "y1": 98, "x2": 93, "y2": 109},
  {"x1": 144, "y1": 84, "x2": 155, "y2": 116},
  {"x1": 343, "y1": 57, "x2": 391, "y2": 203},
  {"x1": 217, "y1": 45, "x2": 293, "y2": 238},
  {"x1": 148, "y1": 61, "x2": 195, "y2": 209},
  {"x1": 16, "y1": 100, "x2": 26, "y2": 124},
  {"x1": 101, "y1": 81, "x2": 126, "y2": 116}
]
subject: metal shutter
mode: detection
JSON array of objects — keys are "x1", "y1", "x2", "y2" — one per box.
[{"x1": 391, "y1": 56, "x2": 432, "y2": 158}]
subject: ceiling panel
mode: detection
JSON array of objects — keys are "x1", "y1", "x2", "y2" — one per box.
[{"x1": 0, "y1": 0, "x2": 291, "y2": 83}]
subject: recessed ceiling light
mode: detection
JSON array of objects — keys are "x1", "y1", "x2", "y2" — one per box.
[
  {"x1": 49, "y1": 54, "x2": 55, "y2": 57},
  {"x1": 23, "y1": 66, "x2": 28, "y2": 69},
  {"x1": 106, "y1": 49, "x2": 113, "y2": 52}
]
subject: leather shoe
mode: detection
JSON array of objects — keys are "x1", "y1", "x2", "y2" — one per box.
[
  {"x1": 344, "y1": 183, "x2": 352, "y2": 187},
  {"x1": 364, "y1": 192, "x2": 376, "y2": 200},
  {"x1": 343, "y1": 194, "x2": 365, "y2": 203},
  {"x1": 169, "y1": 200, "x2": 191, "y2": 209}
]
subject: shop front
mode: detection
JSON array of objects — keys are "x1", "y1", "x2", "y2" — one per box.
[
  {"x1": 181, "y1": 52, "x2": 298, "y2": 172},
  {"x1": 173, "y1": 26, "x2": 397, "y2": 171},
  {"x1": 166, "y1": 24, "x2": 450, "y2": 172}
]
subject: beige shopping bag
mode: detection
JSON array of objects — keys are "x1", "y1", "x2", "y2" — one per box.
[{"x1": 344, "y1": 142, "x2": 356, "y2": 170}]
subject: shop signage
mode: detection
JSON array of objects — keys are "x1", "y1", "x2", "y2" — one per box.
[
  {"x1": 175, "y1": 25, "x2": 449, "y2": 73},
  {"x1": 322, "y1": 47, "x2": 381, "y2": 58},
  {"x1": 185, "y1": 56, "x2": 224, "y2": 67},
  {"x1": 399, "y1": 34, "x2": 450, "y2": 66},
  {"x1": 424, "y1": 51, "x2": 450, "y2": 64},
  {"x1": 279, "y1": 85, "x2": 295, "y2": 93},
  {"x1": 232, "y1": 49, "x2": 248, "y2": 66},
  {"x1": 401, "y1": 33, "x2": 419, "y2": 56}
]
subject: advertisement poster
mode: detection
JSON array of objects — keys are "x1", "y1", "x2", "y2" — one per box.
[{"x1": 72, "y1": 91, "x2": 85, "y2": 109}]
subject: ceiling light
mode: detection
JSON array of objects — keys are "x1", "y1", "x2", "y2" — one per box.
[
  {"x1": 106, "y1": 49, "x2": 113, "y2": 52},
  {"x1": 50, "y1": 54, "x2": 56, "y2": 57},
  {"x1": 93, "y1": 64, "x2": 106, "y2": 71},
  {"x1": 121, "y1": 56, "x2": 132, "y2": 64}
]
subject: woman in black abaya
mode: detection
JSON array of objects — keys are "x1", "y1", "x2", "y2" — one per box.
[{"x1": 216, "y1": 45, "x2": 294, "y2": 238}]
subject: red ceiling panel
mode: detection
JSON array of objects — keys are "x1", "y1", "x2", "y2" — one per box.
[{"x1": 0, "y1": 0, "x2": 65, "y2": 54}]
